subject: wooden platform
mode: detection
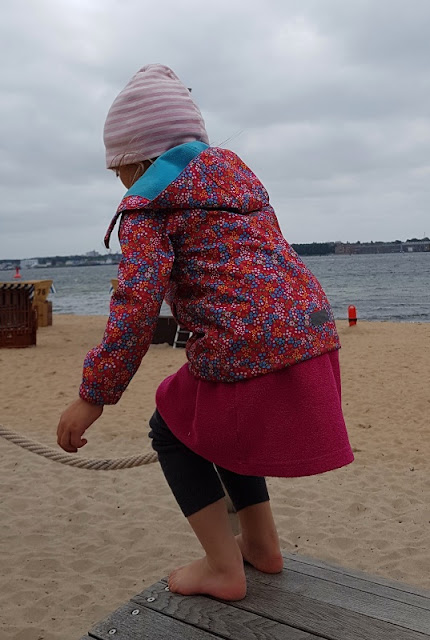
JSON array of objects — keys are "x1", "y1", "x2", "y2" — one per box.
[{"x1": 80, "y1": 551, "x2": 430, "y2": 639}]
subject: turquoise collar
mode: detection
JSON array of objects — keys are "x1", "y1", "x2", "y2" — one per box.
[{"x1": 125, "y1": 141, "x2": 209, "y2": 201}]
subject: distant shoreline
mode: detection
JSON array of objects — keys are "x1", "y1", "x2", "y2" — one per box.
[
  {"x1": 1, "y1": 250, "x2": 430, "y2": 271},
  {"x1": 0, "y1": 262, "x2": 120, "y2": 271},
  {"x1": 1, "y1": 238, "x2": 429, "y2": 268}
]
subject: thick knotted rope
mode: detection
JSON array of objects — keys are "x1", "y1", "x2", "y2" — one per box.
[{"x1": 0, "y1": 425, "x2": 158, "y2": 470}]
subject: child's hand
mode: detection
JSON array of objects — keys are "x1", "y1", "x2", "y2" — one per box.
[{"x1": 57, "y1": 398, "x2": 103, "y2": 453}]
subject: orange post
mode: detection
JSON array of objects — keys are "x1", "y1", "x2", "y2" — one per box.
[
  {"x1": 14, "y1": 266, "x2": 21, "y2": 279},
  {"x1": 348, "y1": 305, "x2": 357, "y2": 326}
]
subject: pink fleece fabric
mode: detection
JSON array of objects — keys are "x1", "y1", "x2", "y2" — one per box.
[{"x1": 155, "y1": 351, "x2": 354, "y2": 477}]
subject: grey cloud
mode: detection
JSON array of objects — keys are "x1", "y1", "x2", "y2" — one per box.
[{"x1": 1, "y1": 0, "x2": 430, "y2": 258}]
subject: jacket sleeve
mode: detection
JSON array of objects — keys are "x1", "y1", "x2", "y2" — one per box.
[{"x1": 79, "y1": 211, "x2": 175, "y2": 405}]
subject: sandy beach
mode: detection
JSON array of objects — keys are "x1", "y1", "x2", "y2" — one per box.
[{"x1": 0, "y1": 315, "x2": 429, "y2": 640}]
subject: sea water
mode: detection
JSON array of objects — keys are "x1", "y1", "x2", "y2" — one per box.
[{"x1": 19, "y1": 252, "x2": 430, "y2": 322}]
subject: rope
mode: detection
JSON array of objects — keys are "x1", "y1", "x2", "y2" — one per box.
[{"x1": 0, "y1": 425, "x2": 158, "y2": 470}]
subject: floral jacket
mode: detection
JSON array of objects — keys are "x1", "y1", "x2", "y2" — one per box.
[{"x1": 79, "y1": 142, "x2": 340, "y2": 405}]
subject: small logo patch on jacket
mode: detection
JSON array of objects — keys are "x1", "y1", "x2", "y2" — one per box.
[{"x1": 310, "y1": 310, "x2": 330, "y2": 326}]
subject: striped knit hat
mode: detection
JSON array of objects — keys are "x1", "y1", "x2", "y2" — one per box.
[{"x1": 103, "y1": 64, "x2": 209, "y2": 169}]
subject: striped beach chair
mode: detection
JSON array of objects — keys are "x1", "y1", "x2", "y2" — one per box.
[{"x1": 0, "y1": 283, "x2": 37, "y2": 347}]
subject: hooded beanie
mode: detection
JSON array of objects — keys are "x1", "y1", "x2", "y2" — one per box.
[{"x1": 103, "y1": 64, "x2": 209, "y2": 169}]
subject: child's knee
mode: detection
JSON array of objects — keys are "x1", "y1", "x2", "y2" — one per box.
[{"x1": 148, "y1": 409, "x2": 178, "y2": 453}]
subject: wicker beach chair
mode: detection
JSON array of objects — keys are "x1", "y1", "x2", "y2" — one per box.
[{"x1": 0, "y1": 283, "x2": 37, "y2": 347}]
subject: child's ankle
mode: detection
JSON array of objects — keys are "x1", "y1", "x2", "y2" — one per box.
[
  {"x1": 207, "y1": 544, "x2": 243, "y2": 573},
  {"x1": 236, "y1": 533, "x2": 283, "y2": 573},
  {"x1": 241, "y1": 530, "x2": 279, "y2": 548}
]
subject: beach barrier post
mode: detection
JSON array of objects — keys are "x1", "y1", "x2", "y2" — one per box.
[{"x1": 348, "y1": 305, "x2": 357, "y2": 326}]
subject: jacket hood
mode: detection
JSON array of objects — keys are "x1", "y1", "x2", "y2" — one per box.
[{"x1": 105, "y1": 142, "x2": 269, "y2": 247}]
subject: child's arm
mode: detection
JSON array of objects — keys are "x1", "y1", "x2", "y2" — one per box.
[
  {"x1": 57, "y1": 211, "x2": 174, "y2": 453},
  {"x1": 57, "y1": 209, "x2": 175, "y2": 453},
  {"x1": 80, "y1": 210, "x2": 175, "y2": 405}
]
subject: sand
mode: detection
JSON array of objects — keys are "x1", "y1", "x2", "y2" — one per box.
[{"x1": 0, "y1": 315, "x2": 429, "y2": 639}]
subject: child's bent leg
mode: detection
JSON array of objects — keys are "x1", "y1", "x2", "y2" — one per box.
[
  {"x1": 149, "y1": 410, "x2": 225, "y2": 516},
  {"x1": 169, "y1": 498, "x2": 246, "y2": 600},
  {"x1": 236, "y1": 502, "x2": 283, "y2": 574},
  {"x1": 149, "y1": 411, "x2": 245, "y2": 600},
  {"x1": 216, "y1": 467, "x2": 283, "y2": 574}
]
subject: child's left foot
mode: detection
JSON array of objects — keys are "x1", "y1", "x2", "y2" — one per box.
[{"x1": 168, "y1": 556, "x2": 246, "y2": 600}]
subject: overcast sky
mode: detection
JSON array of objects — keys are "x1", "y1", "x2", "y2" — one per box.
[{"x1": 1, "y1": 0, "x2": 430, "y2": 259}]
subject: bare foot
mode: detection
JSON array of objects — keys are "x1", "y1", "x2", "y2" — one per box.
[
  {"x1": 236, "y1": 534, "x2": 284, "y2": 574},
  {"x1": 168, "y1": 556, "x2": 246, "y2": 600}
]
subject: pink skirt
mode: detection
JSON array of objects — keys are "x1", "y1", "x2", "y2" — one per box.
[{"x1": 155, "y1": 351, "x2": 354, "y2": 477}]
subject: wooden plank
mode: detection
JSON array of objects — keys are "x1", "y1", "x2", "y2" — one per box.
[
  {"x1": 283, "y1": 552, "x2": 430, "y2": 600},
  {"x1": 227, "y1": 576, "x2": 430, "y2": 640},
  {"x1": 242, "y1": 559, "x2": 430, "y2": 634},
  {"x1": 82, "y1": 554, "x2": 430, "y2": 640},
  {"x1": 82, "y1": 598, "x2": 223, "y2": 640},
  {"x1": 281, "y1": 554, "x2": 430, "y2": 610},
  {"x1": 134, "y1": 580, "x2": 320, "y2": 640}
]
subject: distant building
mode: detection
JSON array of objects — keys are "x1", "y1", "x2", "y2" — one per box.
[
  {"x1": 21, "y1": 258, "x2": 40, "y2": 268},
  {"x1": 335, "y1": 241, "x2": 430, "y2": 255}
]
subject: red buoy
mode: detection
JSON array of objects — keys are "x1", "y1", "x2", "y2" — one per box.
[
  {"x1": 13, "y1": 266, "x2": 21, "y2": 279},
  {"x1": 348, "y1": 305, "x2": 357, "y2": 326}
]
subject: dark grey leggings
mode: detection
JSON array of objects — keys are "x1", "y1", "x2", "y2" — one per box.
[{"x1": 149, "y1": 410, "x2": 269, "y2": 517}]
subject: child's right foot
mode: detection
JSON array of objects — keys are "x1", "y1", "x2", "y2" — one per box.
[
  {"x1": 236, "y1": 534, "x2": 284, "y2": 574},
  {"x1": 168, "y1": 554, "x2": 246, "y2": 600}
]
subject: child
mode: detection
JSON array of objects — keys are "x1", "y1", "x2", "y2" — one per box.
[{"x1": 57, "y1": 64, "x2": 354, "y2": 601}]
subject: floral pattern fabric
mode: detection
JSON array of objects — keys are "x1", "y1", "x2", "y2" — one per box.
[{"x1": 80, "y1": 147, "x2": 340, "y2": 405}]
